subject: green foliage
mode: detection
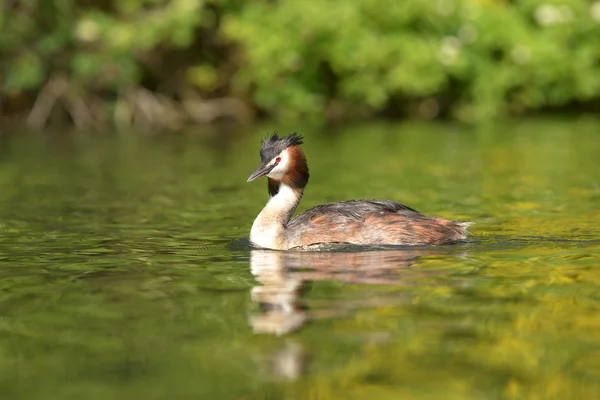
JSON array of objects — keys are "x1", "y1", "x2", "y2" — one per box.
[
  {"x1": 2, "y1": 0, "x2": 600, "y2": 124},
  {"x1": 224, "y1": 0, "x2": 600, "y2": 121}
]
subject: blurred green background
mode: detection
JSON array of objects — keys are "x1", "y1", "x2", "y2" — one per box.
[{"x1": 2, "y1": 0, "x2": 600, "y2": 128}]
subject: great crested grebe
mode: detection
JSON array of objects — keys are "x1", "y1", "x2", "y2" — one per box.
[{"x1": 247, "y1": 133, "x2": 472, "y2": 250}]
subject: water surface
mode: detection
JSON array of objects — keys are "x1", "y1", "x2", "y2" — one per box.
[{"x1": 0, "y1": 120, "x2": 599, "y2": 399}]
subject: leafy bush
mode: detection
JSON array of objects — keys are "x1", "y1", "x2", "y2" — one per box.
[
  {"x1": 1, "y1": 0, "x2": 600, "y2": 126},
  {"x1": 224, "y1": 0, "x2": 600, "y2": 121}
]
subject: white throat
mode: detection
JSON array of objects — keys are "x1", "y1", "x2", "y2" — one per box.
[{"x1": 250, "y1": 184, "x2": 301, "y2": 250}]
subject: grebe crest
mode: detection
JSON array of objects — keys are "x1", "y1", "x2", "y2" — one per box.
[{"x1": 247, "y1": 132, "x2": 472, "y2": 250}]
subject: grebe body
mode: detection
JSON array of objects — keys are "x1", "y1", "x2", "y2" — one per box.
[{"x1": 247, "y1": 133, "x2": 471, "y2": 250}]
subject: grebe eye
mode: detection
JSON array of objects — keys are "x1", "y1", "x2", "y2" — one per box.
[{"x1": 275, "y1": 157, "x2": 281, "y2": 163}]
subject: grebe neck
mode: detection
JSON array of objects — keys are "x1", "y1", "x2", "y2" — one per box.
[{"x1": 250, "y1": 183, "x2": 303, "y2": 249}]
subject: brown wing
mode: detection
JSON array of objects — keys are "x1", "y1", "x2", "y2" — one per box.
[
  {"x1": 289, "y1": 199, "x2": 422, "y2": 224},
  {"x1": 287, "y1": 200, "x2": 469, "y2": 247}
]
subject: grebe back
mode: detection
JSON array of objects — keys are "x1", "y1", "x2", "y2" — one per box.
[{"x1": 247, "y1": 133, "x2": 472, "y2": 250}]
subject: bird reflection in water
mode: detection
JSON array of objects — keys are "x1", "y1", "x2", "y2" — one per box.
[
  {"x1": 249, "y1": 247, "x2": 461, "y2": 336},
  {"x1": 248, "y1": 247, "x2": 469, "y2": 380}
]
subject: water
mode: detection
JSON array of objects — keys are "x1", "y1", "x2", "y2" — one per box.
[{"x1": 0, "y1": 119, "x2": 599, "y2": 399}]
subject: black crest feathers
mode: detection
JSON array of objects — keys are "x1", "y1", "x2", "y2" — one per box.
[{"x1": 259, "y1": 132, "x2": 304, "y2": 163}]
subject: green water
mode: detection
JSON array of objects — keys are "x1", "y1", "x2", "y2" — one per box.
[{"x1": 0, "y1": 119, "x2": 599, "y2": 399}]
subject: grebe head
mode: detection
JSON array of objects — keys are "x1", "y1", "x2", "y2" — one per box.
[{"x1": 247, "y1": 133, "x2": 308, "y2": 187}]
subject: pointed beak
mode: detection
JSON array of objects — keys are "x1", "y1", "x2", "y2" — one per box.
[{"x1": 247, "y1": 163, "x2": 276, "y2": 182}]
